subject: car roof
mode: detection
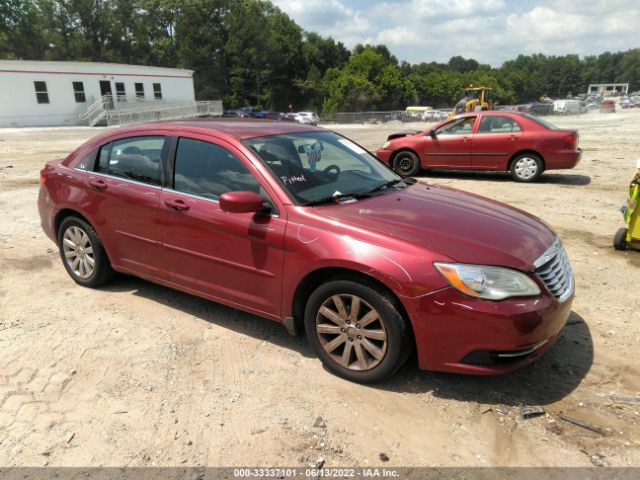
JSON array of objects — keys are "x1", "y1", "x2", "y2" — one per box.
[
  {"x1": 457, "y1": 111, "x2": 527, "y2": 118},
  {"x1": 112, "y1": 119, "x2": 321, "y2": 141}
]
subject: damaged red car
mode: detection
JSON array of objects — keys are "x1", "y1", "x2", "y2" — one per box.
[
  {"x1": 376, "y1": 111, "x2": 581, "y2": 182},
  {"x1": 39, "y1": 120, "x2": 574, "y2": 383}
]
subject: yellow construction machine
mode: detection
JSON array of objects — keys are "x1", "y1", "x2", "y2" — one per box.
[{"x1": 453, "y1": 86, "x2": 495, "y2": 115}]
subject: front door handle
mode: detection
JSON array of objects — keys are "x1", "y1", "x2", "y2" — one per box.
[
  {"x1": 164, "y1": 199, "x2": 190, "y2": 211},
  {"x1": 89, "y1": 179, "x2": 107, "y2": 190},
  {"x1": 461, "y1": 136, "x2": 469, "y2": 143}
]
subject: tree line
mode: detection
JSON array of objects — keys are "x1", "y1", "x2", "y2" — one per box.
[{"x1": 2, "y1": 0, "x2": 639, "y2": 115}]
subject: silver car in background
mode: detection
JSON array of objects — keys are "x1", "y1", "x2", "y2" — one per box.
[{"x1": 296, "y1": 111, "x2": 319, "y2": 125}]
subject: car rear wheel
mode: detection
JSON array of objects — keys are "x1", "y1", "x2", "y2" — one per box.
[
  {"x1": 58, "y1": 216, "x2": 114, "y2": 287},
  {"x1": 510, "y1": 154, "x2": 543, "y2": 182},
  {"x1": 392, "y1": 151, "x2": 421, "y2": 177},
  {"x1": 304, "y1": 280, "x2": 411, "y2": 383},
  {"x1": 613, "y1": 228, "x2": 628, "y2": 250}
]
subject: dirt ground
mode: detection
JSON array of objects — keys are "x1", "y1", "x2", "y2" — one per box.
[{"x1": 1, "y1": 111, "x2": 639, "y2": 468}]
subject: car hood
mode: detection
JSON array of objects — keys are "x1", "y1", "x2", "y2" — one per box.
[{"x1": 317, "y1": 183, "x2": 555, "y2": 272}]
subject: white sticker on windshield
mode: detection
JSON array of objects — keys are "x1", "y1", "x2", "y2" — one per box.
[{"x1": 338, "y1": 139, "x2": 366, "y2": 155}]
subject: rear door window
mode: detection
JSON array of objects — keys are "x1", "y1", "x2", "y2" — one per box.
[
  {"x1": 477, "y1": 116, "x2": 522, "y2": 133},
  {"x1": 96, "y1": 136, "x2": 165, "y2": 186},
  {"x1": 173, "y1": 137, "x2": 260, "y2": 200}
]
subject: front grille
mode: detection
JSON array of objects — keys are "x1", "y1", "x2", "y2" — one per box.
[{"x1": 534, "y1": 239, "x2": 574, "y2": 301}]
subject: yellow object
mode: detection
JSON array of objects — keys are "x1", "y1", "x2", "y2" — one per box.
[
  {"x1": 454, "y1": 87, "x2": 495, "y2": 114},
  {"x1": 616, "y1": 171, "x2": 640, "y2": 250},
  {"x1": 626, "y1": 174, "x2": 640, "y2": 244}
]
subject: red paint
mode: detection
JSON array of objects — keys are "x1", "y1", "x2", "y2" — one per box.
[
  {"x1": 38, "y1": 120, "x2": 574, "y2": 375},
  {"x1": 376, "y1": 111, "x2": 581, "y2": 173}
]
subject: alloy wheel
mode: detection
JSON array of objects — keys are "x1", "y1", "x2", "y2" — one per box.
[
  {"x1": 62, "y1": 226, "x2": 95, "y2": 279},
  {"x1": 315, "y1": 294, "x2": 388, "y2": 371}
]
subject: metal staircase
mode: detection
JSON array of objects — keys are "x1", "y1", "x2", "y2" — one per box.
[{"x1": 80, "y1": 95, "x2": 223, "y2": 127}]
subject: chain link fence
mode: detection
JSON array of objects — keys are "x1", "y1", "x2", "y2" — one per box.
[{"x1": 330, "y1": 110, "x2": 452, "y2": 124}]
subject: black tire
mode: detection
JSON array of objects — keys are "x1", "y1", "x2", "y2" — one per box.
[
  {"x1": 304, "y1": 279, "x2": 412, "y2": 383},
  {"x1": 57, "y1": 216, "x2": 115, "y2": 287},
  {"x1": 392, "y1": 151, "x2": 421, "y2": 177},
  {"x1": 613, "y1": 228, "x2": 628, "y2": 251},
  {"x1": 509, "y1": 153, "x2": 543, "y2": 182}
]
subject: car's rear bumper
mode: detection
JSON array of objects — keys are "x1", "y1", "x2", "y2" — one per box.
[
  {"x1": 406, "y1": 286, "x2": 573, "y2": 375},
  {"x1": 546, "y1": 148, "x2": 581, "y2": 170},
  {"x1": 37, "y1": 186, "x2": 57, "y2": 243}
]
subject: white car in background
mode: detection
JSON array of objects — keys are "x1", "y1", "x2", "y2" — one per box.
[{"x1": 296, "y1": 111, "x2": 319, "y2": 125}]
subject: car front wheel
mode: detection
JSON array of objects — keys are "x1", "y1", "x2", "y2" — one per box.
[
  {"x1": 510, "y1": 154, "x2": 543, "y2": 182},
  {"x1": 392, "y1": 151, "x2": 421, "y2": 177},
  {"x1": 58, "y1": 216, "x2": 114, "y2": 287},
  {"x1": 304, "y1": 280, "x2": 412, "y2": 383}
]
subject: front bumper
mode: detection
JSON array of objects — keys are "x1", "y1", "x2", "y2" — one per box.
[
  {"x1": 407, "y1": 286, "x2": 573, "y2": 375},
  {"x1": 375, "y1": 149, "x2": 393, "y2": 166}
]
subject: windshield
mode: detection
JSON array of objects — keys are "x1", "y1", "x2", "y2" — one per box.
[
  {"x1": 244, "y1": 131, "x2": 400, "y2": 205},
  {"x1": 522, "y1": 113, "x2": 560, "y2": 130},
  {"x1": 465, "y1": 90, "x2": 480, "y2": 100}
]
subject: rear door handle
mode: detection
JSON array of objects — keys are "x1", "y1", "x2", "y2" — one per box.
[
  {"x1": 164, "y1": 199, "x2": 190, "y2": 211},
  {"x1": 89, "y1": 179, "x2": 107, "y2": 190}
]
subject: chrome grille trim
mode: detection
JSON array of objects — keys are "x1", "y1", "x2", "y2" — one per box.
[{"x1": 534, "y1": 238, "x2": 574, "y2": 302}]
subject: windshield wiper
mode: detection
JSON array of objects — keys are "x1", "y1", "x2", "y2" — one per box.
[
  {"x1": 303, "y1": 191, "x2": 374, "y2": 206},
  {"x1": 366, "y1": 179, "x2": 406, "y2": 194}
]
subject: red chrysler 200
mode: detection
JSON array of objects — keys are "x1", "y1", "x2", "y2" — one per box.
[
  {"x1": 376, "y1": 111, "x2": 581, "y2": 182},
  {"x1": 38, "y1": 120, "x2": 574, "y2": 383}
]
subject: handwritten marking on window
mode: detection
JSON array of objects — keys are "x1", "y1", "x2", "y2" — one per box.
[{"x1": 281, "y1": 174, "x2": 307, "y2": 185}]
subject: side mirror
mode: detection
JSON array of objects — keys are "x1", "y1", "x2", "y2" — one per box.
[
  {"x1": 219, "y1": 191, "x2": 265, "y2": 213},
  {"x1": 428, "y1": 129, "x2": 437, "y2": 138}
]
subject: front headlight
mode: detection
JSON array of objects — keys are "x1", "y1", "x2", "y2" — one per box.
[
  {"x1": 434, "y1": 263, "x2": 540, "y2": 301},
  {"x1": 382, "y1": 141, "x2": 391, "y2": 149}
]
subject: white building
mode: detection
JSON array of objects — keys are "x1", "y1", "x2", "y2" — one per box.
[
  {"x1": 0, "y1": 60, "x2": 197, "y2": 127},
  {"x1": 588, "y1": 83, "x2": 629, "y2": 96}
]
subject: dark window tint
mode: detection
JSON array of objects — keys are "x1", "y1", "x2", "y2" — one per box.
[
  {"x1": 72, "y1": 81, "x2": 86, "y2": 103},
  {"x1": 34, "y1": 81, "x2": 49, "y2": 104},
  {"x1": 115, "y1": 82, "x2": 126, "y2": 101},
  {"x1": 478, "y1": 116, "x2": 522, "y2": 133},
  {"x1": 135, "y1": 83, "x2": 144, "y2": 99},
  {"x1": 96, "y1": 136, "x2": 165, "y2": 186},
  {"x1": 174, "y1": 138, "x2": 259, "y2": 200},
  {"x1": 153, "y1": 83, "x2": 162, "y2": 100}
]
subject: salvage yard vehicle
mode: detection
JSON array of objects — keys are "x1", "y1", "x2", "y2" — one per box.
[
  {"x1": 376, "y1": 111, "x2": 581, "y2": 182},
  {"x1": 38, "y1": 120, "x2": 574, "y2": 383},
  {"x1": 453, "y1": 86, "x2": 495, "y2": 114},
  {"x1": 614, "y1": 159, "x2": 640, "y2": 251},
  {"x1": 599, "y1": 100, "x2": 616, "y2": 113},
  {"x1": 295, "y1": 111, "x2": 319, "y2": 125}
]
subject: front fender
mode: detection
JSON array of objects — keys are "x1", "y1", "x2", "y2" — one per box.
[{"x1": 281, "y1": 220, "x2": 452, "y2": 317}]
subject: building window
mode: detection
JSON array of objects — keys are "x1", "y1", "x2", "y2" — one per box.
[
  {"x1": 34, "y1": 81, "x2": 49, "y2": 104},
  {"x1": 135, "y1": 83, "x2": 144, "y2": 99},
  {"x1": 115, "y1": 82, "x2": 126, "y2": 101},
  {"x1": 153, "y1": 83, "x2": 162, "y2": 100},
  {"x1": 72, "y1": 82, "x2": 86, "y2": 103}
]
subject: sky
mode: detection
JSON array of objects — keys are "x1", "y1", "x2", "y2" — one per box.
[{"x1": 271, "y1": 0, "x2": 640, "y2": 66}]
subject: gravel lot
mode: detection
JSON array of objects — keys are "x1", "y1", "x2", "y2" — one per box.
[{"x1": 1, "y1": 111, "x2": 639, "y2": 468}]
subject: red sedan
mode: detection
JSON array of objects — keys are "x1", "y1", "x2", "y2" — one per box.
[
  {"x1": 38, "y1": 120, "x2": 574, "y2": 382},
  {"x1": 376, "y1": 111, "x2": 581, "y2": 181}
]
